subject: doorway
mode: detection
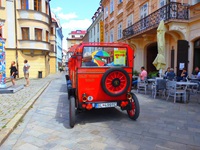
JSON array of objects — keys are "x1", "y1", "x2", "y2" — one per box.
[
  {"x1": 146, "y1": 43, "x2": 158, "y2": 73},
  {"x1": 177, "y1": 40, "x2": 189, "y2": 76},
  {"x1": 193, "y1": 38, "x2": 200, "y2": 70}
]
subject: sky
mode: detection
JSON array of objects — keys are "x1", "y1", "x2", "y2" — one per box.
[{"x1": 50, "y1": 0, "x2": 101, "y2": 49}]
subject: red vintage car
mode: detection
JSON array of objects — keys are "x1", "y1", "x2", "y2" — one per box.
[{"x1": 67, "y1": 42, "x2": 140, "y2": 128}]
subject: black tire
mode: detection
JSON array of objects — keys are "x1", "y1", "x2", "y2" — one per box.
[
  {"x1": 127, "y1": 93, "x2": 140, "y2": 120},
  {"x1": 69, "y1": 96, "x2": 76, "y2": 128},
  {"x1": 101, "y1": 68, "x2": 130, "y2": 96}
]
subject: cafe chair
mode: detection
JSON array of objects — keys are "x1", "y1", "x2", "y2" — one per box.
[
  {"x1": 152, "y1": 79, "x2": 166, "y2": 99},
  {"x1": 137, "y1": 78, "x2": 148, "y2": 94},
  {"x1": 166, "y1": 81, "x2": 187, "y2": 103},
  {"x1": 186, "y1": 80, "x2": 199, "y2": 102}
]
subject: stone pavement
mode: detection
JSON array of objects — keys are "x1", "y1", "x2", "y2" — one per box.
[
  {"x1": 0, "y1": 72, "x2": 64, "y2": 145},
  {"x1": 1, "y1": 74, "x2": 200, "y2": 150}
]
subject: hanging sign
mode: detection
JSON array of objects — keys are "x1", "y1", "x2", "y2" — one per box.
[{"x1": 100, "y1": 20, "x2": 104, "y2": 42}]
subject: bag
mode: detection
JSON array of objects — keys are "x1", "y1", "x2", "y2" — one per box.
[{"x1": 15, "y1": 69, "x2": 18, "y2": 75}]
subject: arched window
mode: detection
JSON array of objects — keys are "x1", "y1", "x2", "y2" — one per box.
[{"x1": 194, "y1": 39, "x2": 200, "y2": 48}]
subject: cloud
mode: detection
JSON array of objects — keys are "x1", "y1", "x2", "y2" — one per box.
[
  {"x1": 62, "y1": 19, "x2": 92, "y2": 31},
  {"x1": 51, "y1": 7, "x2": 62, "y2": 13},
  {"x1": 57, "y1": 12, "x2": 78, "y2": 20}
]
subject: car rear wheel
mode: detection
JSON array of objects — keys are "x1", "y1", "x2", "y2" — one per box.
[
  {"x1": 101, "y1": 68, "x2": 130, "y2": 96},
  {"x1": 127, "y1": 93, "x2": 140, "y2": 120},
  {"x1": 69, "y1": 96, "x2": 76, "y2": 128}
]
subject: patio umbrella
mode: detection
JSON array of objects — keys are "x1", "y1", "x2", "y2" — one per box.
[
  {"x1": 91, "y1": 50, "x2": 98, "y2": 58},
  {"x1": 92, "y1": 57, "x2": 105, "y2": 66},
  {"x1": 153, "y1": 20, "x2": 166, "y2": 72},
  {"x1": 94, "y1": 50, "x2": 110, "y2": 57}
]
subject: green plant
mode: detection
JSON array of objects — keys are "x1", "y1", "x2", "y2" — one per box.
[
  {"x1": 133, "y1": 70, "x2": 140, "y2": 76},
  {"x1": 148, "y1": 71, "x2": 158, "y2": 78}
]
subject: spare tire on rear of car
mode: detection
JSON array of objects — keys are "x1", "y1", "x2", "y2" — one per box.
[{"x1": 101, "y1": 68, "x2": 130, "y2": 96}]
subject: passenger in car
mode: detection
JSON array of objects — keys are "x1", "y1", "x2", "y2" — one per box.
[{"x1": 82, "y1": 56, "x2": 98, "y2": 66}]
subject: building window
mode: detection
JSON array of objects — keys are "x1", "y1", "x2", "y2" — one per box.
[
  {"x1": 140, "y1": 3, "x2": 148, "y2": 29},
  {"x1": 140, "y1": 3, "x2": 148, "y2": 19},
  {"x1": 21, "y1": 0, "x2": 29, "y2": 10},
  {"x1": 110, "y1": 0, "x2": 114, "y2": 13},
  {"x1": 46, "y1": 31, "x2": 49, "y2": 42},
  {"x1": 191, "y1": 0, "x2": 200, "y2": 5},
  {"x1": 21, "y1": 27, "x2": 29, "y2": 40},
  {"x1": 50, "y1": 27, "x2": 53, "y2": 34},
  {"x1": 110, "y1": 28, "x2": 114, "y2": 42},
  {"x1": 97, "y1": 23, "x2": 99, "y2": 33},
  {"x1": 118, "y1": 0, "x2": 123, "y2": 4},
  {"x1": 0, "y1": 26, "x2": 3, "y2": 38},
  {"x1": 45, "y1": 1, "x2": 49, "y2": 14},
  {"x1": 105, "y1": 32, "x2": 108, "y2": 42},
  {"x1": 35, "y1": 28, "x2": 42, "y2": 41},
  {"x1": 118, "y1": 23, "x2": 122, "y2": 40},
  {"x1": 51, "y1": 44, "x2": 54, "y2": 52},
  {"x1": 72, "y1": 35, "x2": 75, "y2": 38},
  {"x1": 34, "y1": 0, "x2": 41, "y2": 12},
  {"x1": 160, "y1": 0, "x2": 166, "y2": 7},
  {"x1": 127, "y1": 14, "x2": 133, "y2": 27},
  {"x1": 104, "y1": 6, "x2": 108, "y2": 19}
]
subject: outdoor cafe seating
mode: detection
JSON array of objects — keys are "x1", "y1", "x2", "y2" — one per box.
[
  {"x1": 166, "y1": 81, "x2": 187, "y2": 103},
  {"x1": 151, "y1": 78, "x2": 166, "y2": 99},
  {"x1": 137, "y1": 78, "x2": 148, "y2": 95},
  {"x1": 133, "y1": 75, "x2": 200, "y2": 103}
]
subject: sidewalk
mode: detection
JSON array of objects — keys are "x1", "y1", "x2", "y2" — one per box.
[{"x1": 0, "y1": 72, "x2": 64, "y2": 145}]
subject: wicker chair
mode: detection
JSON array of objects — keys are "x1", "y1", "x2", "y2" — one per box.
[
  {"x1": 137, "y1": 77, "x2": 148, "y2": 94},
  {"x1": 152, "y1": 79, "x2": 166, "y2": 99},
  {"x1": 166, "y1": 81, "x2": 187, "y2": 103}
]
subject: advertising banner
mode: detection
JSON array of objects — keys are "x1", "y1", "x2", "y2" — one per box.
[
  {"x1": 100, "y1": 20, "x2": 104, "y2": 42},
  {"x1": 0, "y1": 38, "x2": 6, "y2": 88},
  {"x1": 114, "y1": 48, "x2": 126, "y2": 66}
]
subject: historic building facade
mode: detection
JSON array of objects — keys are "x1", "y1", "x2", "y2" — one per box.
[
  {"x1": 50, "y1": 13, "x2": 63, "y2": 73},
  {"x1": 101, "y1": 0, "x2": 200, "y2": 75},
  {"x1": 66, "y1": 30, "x2": 86, "y2": 51},
  {"x1": 0, "y1": 0, "x2": 52, "y2": 78},
  {"x1": 87, "y1": 6, "x2": 104, "y2": 43}
]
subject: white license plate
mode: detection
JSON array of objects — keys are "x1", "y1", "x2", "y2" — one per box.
[{"x1": 95, "y1": 102, "x2": 117, "y2": 108}]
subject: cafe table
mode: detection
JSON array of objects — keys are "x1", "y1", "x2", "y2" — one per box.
[{"x1": 176, "y1": 81, "x2": 198, "y2": 101}]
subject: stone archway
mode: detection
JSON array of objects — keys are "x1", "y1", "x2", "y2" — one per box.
[
  {"x1": 146, "y1": 43, "x2": 157, "y2": 73},
  {"x1": 194, "y1": 38, "x2": 200, "y2": 69}
]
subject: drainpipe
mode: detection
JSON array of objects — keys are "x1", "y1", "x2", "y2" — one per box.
[{"x1": 14, "y1": 0, "x2": 19, "y2": 77}]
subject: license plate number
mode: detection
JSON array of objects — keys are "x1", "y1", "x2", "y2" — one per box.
[{"x1": 95, "y1": 102, "x2": 117, "y2": 108}]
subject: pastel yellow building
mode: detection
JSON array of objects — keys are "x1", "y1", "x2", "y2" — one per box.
[
  {"x1": 0, "y1": 0, "x2": 52, "y2": 78},
  {"x1": 101, "y1": 0, "x2": 200, "y2": 76}
]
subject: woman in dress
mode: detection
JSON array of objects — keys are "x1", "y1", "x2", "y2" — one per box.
[{"x1": 10, "y1": 61, "x2": 17, "y2": 86}]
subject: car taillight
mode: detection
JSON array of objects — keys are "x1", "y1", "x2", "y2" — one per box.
[{"x1": 82, "y1": 93, "x2": 87, "y2": 102}]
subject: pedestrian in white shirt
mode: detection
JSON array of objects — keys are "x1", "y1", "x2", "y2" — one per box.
[{"x1": 23, "y1": 60, "x2": 30, "y2": 87}]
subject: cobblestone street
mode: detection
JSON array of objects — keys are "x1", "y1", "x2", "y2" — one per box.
[
  {"x1": 1, "y1": 73, "x2": 200, "y2": 150},
  {"x1": 0, "y1": 73, "x2": 62, "y2": 131}
]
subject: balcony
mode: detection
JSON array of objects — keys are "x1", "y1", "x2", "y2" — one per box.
[{"x1": 123, "y1": 2, "x2": 189, "y2": 39}]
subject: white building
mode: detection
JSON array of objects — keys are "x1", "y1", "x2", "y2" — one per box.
[{"x1": 87, "y1": 6, "x2": 104, "y2": 43}]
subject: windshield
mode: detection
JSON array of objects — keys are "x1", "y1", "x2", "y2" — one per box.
[{"x1": 82, "y1": 46, "x2": 127, "y2": 67}]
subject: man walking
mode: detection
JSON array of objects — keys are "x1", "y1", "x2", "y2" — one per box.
[{"x1": 23, "y1": 60, "x2": 30, "y2": 86}]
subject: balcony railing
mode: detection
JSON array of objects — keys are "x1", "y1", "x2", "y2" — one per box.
[{"x1": 123, "y1": 2, "x2": 189, "y2": 39}]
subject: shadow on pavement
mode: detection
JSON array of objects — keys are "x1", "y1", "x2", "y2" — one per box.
[
  {"x1": 59, "y1": 84, "x2": 67, "y2": 93},
  {"x1": 56, "y1": 92, "x2": 131, "y2": 129}
]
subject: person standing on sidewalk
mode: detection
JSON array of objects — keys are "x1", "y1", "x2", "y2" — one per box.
[
  {"x1": 9, "y1": 61, "x2": 17, "y2": 86},
  {"x1": 23, "y1": 60, "x2": 30, "y2": 87}
]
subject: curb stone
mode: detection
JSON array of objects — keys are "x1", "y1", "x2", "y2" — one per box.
[{"x1": 0, "y1": 81, "x2": 51, "y2": 146}]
